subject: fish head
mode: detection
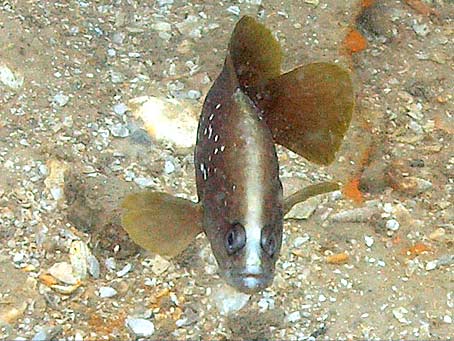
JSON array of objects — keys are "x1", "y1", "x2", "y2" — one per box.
[{"x1": 202, "y1": 182, "x2": 283, "y2": 294}]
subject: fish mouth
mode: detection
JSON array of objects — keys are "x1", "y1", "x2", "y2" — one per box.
[{"x1": 223, "y1": 269, "x2": 273, "y2": 294}]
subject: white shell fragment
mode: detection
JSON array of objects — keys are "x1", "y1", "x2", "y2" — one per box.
[
  {"x1": 0, "y1": 62, "x2": 24, "y2": 89},
  {"x1": 126, "y1": 318, "x2": 155, "y2": 337},
  {"x1": 129, "y1": 96, "x2": 199, "y2": 148},
  {"x1": 69, "y1": 240, "x2": 97, "y2": 280},
  {"x1": 47, "y1": 262, "x2": 78, "y2": 285},
  {"x1": 98, "y1": 286, "x2": 117, "y2": 298},
  {"x1": 212, "y1": 283, "x2": 251, "y2": 315}
]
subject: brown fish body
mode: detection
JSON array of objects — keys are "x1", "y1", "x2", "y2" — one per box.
[
  {"x1": 195, "y1": 55, "x2": 283, "y2": 293},
  {"x1": 121, "y1": 16, "x2": 353, "y2": 294}
]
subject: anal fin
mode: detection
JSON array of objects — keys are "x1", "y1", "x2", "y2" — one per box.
[{"x1": 121, "y1": 192, "x2": 203, "y2": 257}]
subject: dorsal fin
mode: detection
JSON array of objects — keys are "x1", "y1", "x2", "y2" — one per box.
[
  {"x1": 228, "y1": 16, "x2": 354, "y2": 165},
  {"x1": 229, "y1": 15, "x2": 282, "y2": 91}
]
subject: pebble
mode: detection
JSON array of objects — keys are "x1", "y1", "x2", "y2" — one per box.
[
  {"x1": 47, "y1": 262, "x2": 78, "y2": 285},
  {"x1": 212, "y1": 284, "x2": 250, "y2": 315},
  {"x1": 53, "y1": 93, "x2": 70, "y2": 107},
  {"x1": 0, "y1": 63, "x2": 24, "y2": 89},
  {"x1": 330, "y1": 206, "x2": 380, "y2": 223},
  {"x1": 227, "y1": 5, "x2": 241, "y2": 16},
  {"x1": 129, "y1": 96, "x2": 198, "y2": 149},
  {"x1": 286, "y1": 311, "x2": 301, "y2": 323},
  {"x1": 116, "y1": 263, "x2": 132, "y2": 277},
  {"x1": 98, "y1": 286, "x2": 117, "y2": 298},
  {"x1": 386, "y1": 219, "x2": 400, "y2": 231},
  {"x1": 286, "y1": 196, "x2": 321, "y2": 220},
  {"x1": 293, "y1": 234, "x2": 310, "y2": 248},
  {"x1": 164, "y1": 160, "x2": 176, "y2": 174},
  {"x1": 412, "y1": 22, "x2": 430, "y2": 37},
  {"x1": 113, "y1": 103, "x2": 128, "y2": 115},
  {"x1": 87, "y1": 254, "x2": 100, "y2": 278},
  {"x1": 70, "y1": 240, "x2": 91, "y2": 280},
  {"x1": 187, "y1": 89, "x2": 202, "y2": 100},
  {"x1": 443, "y1": 315, "x2": 452, "y2": 324},
  {"x1": 134, "y1": 177, "x2": 155, "y2": 188},
  {"x1": 31, "y1": 326, "x2": 62, "y2": 341},
  {"x1": 148, "y1": 255, "x2": 171, "y2": 275},
  {"x1": 392, "y1": 307, "x2": 411, "y2": 324},
  {"x1": 125, "y1": 318, "x2": 155, "y2": 337},
  {"x1": 110, "y1": 123, "x2": 130, "y2": 138},
  {"x1": 364, "y1": 235, "x2": 374, "y2": 247}
]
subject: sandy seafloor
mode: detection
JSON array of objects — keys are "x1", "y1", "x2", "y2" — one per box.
[{"x1": 0, "y1": 0, "x2": 453, "y2": 340}]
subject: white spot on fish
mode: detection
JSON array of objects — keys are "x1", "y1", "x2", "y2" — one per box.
[
  {"x1": 220, "y1": 145, "x2": 225, "y2": 152},
  {"x1": 232, "y1": 184, "x2": 236, "y2": 191},
  {"x1": 208, "y1": 125, "x2": 213, "y2": 139},
  {"x1": 209, "y1": 113, "x2": 214, "y2": 121},
  {"x1": 215, "y1": 103, "x2": 221, "y2": 110},
  {"x1": 214, "y1": 134, "x2": 219, "y2": 142},
  {"x1": 203, "y1": 127, "x2": 208, "y2": 135},
  {"x1": 214, "y1": 148, "x2": 219, "y2": 154}
]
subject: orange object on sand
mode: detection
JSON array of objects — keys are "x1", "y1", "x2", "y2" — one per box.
[{"x1": 343, "y1": 29, "x2": 368, "y2": 54}]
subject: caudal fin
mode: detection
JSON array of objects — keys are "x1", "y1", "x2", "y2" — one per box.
[
  {"x1": 121, "y1": 192, "x2": 203, "y2": 257},
  {"x1": 258, "y1": 63, "x2": 354, "y2": 165}
]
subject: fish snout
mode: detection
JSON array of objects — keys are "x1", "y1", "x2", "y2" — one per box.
[{"x1": 225, "y1": 266, "x2": 274, "y2": 294}]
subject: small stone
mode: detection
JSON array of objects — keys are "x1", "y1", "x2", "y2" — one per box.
[
  {"x1": 212, "y1": 284, "x2": 250, "y2": 315},
  {"x1": 364, "y1": 235, "x2": 374, "y2": 247},
  {"x1": 126, "y1": 318, "x2": 155, "y2": 337},
  {"x1": 98, "y1": 286, "x2": 117, "y2": 298},
  {"x1": 286, "y1": 196, "x2": 321, "y2": 220},
  {"x1": 87, "y1": 254, "x2": 100, "y2": 279},
  {"x1": 383, "y1": 203, "x2": 393, "y2": 213},
  {"x1": 0, "y1": 63, "x2": 24, "y2": 90},
  {"x1": 386, "y1": 219, "x2": 400, "y2": 231},
  {"x1": 227, "y1": 5, "x2": 241, "y2": 16},
  {"x1": 152, "y1": 22, "x2": 171, "y2": 32},
  {"x1": 110, "y1": 123, "x2": 130, "y2": 138},
  {"x1": 31, "y1": 326, "x2": 62, "y2": 341},
  {"x1": 443, "y1": 315, "x2": 452, "y2": 324},
  {"x1": 319, "y1": 294, "x2": 327, "y2": 302},
  {"x1": 304, "y1": 0, "x2": 319, "y2": 6},
  {"x1": 134, "y1": 177, "x2": 155, "y2": 188},
  {"x1": 149, "y1": 255, "x2": 171, "y2": 275},
  {"x1": 286, "y1": 311, "x2": 301, "y2": 323},
  {"x1": 117, "y1": 263, "x2": 132, "y2": 277},
  {"x1": 47, "y1": 262, "x2": 78, "y2": 285},
  {"x1": 105, "y1": 257, "x2": 116, "y2": 271},
  {"x1": 425, "y1": 260, "x2": 438, "y2": 271},
  {"x1": 412, "y1": 22, "x2": 430, "y2": 37},
  {"x1": 69, "y1": 240, "x2": 91, "y2": 280},
  {"x1": 110, "y1": 70, "x2": 124, "y2": 83},
  {"x1": 113, "y1": 103, "x2": 128, "y2": 115},
  {"x1": 293, "y1": 235, "x2": 310, "y2": 248},
  {"x1": 429, "y1": 228, "x2": 445, "y2": 240},
  {"x1": 187, "y1": 90, "x2": 201, "y2": 100},
  {"x1": 164, "y1": 160, "x2": 175, "y2": 174},
  {"x1": 392, "y1": 307, "x2": 410, "y2": 324},
  {"x1": 53, "y1": 93, "x2": 70, "y2": 107}
]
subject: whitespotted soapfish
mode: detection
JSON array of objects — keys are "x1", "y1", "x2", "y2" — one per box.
[{"x1": 121, "y1": 16, "x2": 354, "y2": 293}]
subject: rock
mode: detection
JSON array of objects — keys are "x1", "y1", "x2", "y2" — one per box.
[
  {"x1": 129, "y1": 96, "x2": 199, "y2": 149},
  {"x1": 113, "y1": 103, "x2": 128, "y2": 116},
  {"x1": 47, "y1": 262, "x2": 78, "y2": 285},
  {"x1": 53, "y1": 93, "x2": 69, "y2": 107},
  {"x1": 31, "y1": 326, "x2": 62, "y2": 341},
  {"x1": 330, "y1": 206, "x2": 380, "y2": 223},
  {"x1": 0, "y1": 63, "x2": 24, "y2": 90},
  {"x1": 125, "y1": 318, "x2": 155, "y2": 337},
  {"x1": 110, "y1": 123, "x2": 130, "y2": 138},
  {"x1": 69, "y1": 240, "x2": 92, "y2": 280},
  {"x1": 286, "y1": 196, "x2": 321, "y2": 220},
  {"x1": 285, "y1": 311, "x2": 301, "y2": 323},
  {"x1": 98, "y1": 286, "x2": 117, "y2": 298},
  {"x1": 386, "y1": 219, "x2": 400, "y2": 231},
  {"x1": 392, "y1": 307, "x2": 410, "y2": 324},
  {"x1": 44, "y1": 160, "x2": 68, "y2": 202},
  {"x1": 116, "y1": 263, "x2": 132, "y2": 277},
  {"x1": 360, "y1": 160, "x2": 390, "y2": 193},
  {"x1": 364, "y1": 235, "x2": 374, "y2": 247},
  {"x1": 149, "y1": 255, "x2": 171, "y2": 275},
  {"x1": 212, "y1": 284, "x2": 250, "y2": 315}
]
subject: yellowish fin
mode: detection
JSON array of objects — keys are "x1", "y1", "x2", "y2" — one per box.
[
  {"x1": 259, "y1": 63, "x2": 354, "y2": 165},
  {"x1": 121, "y1": 192, "x2": 203, "y2": 257}
]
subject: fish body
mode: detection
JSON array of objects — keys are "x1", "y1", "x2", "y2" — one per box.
[
  {"x1": 122, "y1": 16, "x2": 354, "y2": 294},
  {"x1": 195, "y1": 54, "x2": 283, "y2": 292}
]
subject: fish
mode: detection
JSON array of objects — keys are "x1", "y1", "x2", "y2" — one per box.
[{"x1": 121, "y1": 16, "x2": 354, "y2": 294}]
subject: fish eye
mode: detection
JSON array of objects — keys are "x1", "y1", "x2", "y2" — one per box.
[
  {"x1": 261, "y1": 226, "x2": 277, "y2": 257},
  {"x1": 224, "y1": 223, "x2": 246, "y2": 255}
]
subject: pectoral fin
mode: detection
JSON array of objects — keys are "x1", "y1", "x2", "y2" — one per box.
[
  {"x1": 121, "y1": 192, "x2": 203, "y2": 257},
  {"x1": 258, "y1": 63, "x2": 354, "y2": 165}
]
